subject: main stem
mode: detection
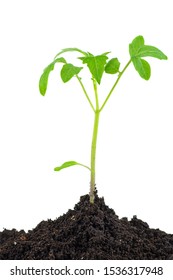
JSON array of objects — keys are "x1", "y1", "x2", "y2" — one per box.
[
  {"x1": 90, "y1": 79, "x2": 100, "y2": 203},
  {"x1": 89, "y1": 60, "x2": 131, "y2": 203}
]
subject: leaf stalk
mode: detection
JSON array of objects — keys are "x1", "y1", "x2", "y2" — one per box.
[
  {"x1": 76, "y1": 75, "x2": 95, "y2": 112},
  {"x1": 99, "y1": 59, "x2": 131, "y2": 112}
]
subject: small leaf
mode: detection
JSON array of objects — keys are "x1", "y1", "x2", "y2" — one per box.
[
  {"x1": 136, "y1": 45, "x2": 168, "y2": 60},
  {"x1": 80, "y1": 54, "x2": 108, "y2": 84},
  {"x1": 54, "y1": 48, "x2": 88, "y2": 59},
  {"x1": 105, "y1": 58, "x2": 120, "y2": 74},
  {"x1": 54, "y1": 161, "x2": 90, "y2": 171},
  {"x1": 101, "y1": 51, "x2": 111, "y2": 56},
  {"x1": 54, "y1": 161, "x2": 79, "y2": 171},
  {"x1": 39, "y1": 57, "x2": 66, "y2": 96},
  {"x1": 60, "y1": 63, "x2": 83, "y2": 83},
  {"x1": 129, "y1": 35, "x2": 145, "y2": 58},
  {"x1": 132, "y1": 58, "x2": 151, "y2": 80}
]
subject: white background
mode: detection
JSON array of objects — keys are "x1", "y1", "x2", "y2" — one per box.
[{"x1": 0, "y1": 0, "x2": 172, "y2": 234}]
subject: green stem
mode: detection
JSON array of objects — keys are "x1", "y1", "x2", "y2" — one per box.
[
  {"x1": 76, "y1": 75, "x2": 95, "y2": 112},
  {"x1": 89, "y1": 60, "x2": 131, "y2": 203},
  {"x1": 90, "y1": 78, "x2": 100, "y2": 203},
  {"x1": 99, "y1": 59, "x2": 131, "y2": 112}
]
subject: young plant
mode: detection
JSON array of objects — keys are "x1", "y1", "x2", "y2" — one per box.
[{"x1": 39, "y1": 36, "x2": 167, "y2": 204}]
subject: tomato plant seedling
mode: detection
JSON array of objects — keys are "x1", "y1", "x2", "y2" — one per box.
[{"x1": 39, "y1": 36, "x2": 167, "y2": 203}]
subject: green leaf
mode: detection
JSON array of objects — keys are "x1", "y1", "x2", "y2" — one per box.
[
  {"x1": 60, "y1": 63, "x2": 83, "y2": 83},
  {"x1": 132, "y1": 58, "x2": 151, "y2": 80},
  {"x1": 54, "y1": 161, "x2": 79, "y2": 171},
  {"x1": 105, "y1": 58, "x2": 120, "y2": 74},
  {"x1": 129, "y1": 35, "x2": 145, "y2": 58},
  {"x1": 129, "y1": 35, "x2": 167, "y2": 60},
  {"x1": 54, "y1": 48, "x2": 88, "y2": 59},
  {"x1": 54, "y1": 161, "x2": 90, "y2": 171},
  {"x1": 80, "y1": 54, "x2": 108, "y2": 84},
  {"x1": 136, "y1": 45, "x2": 168, "y2": 60},
  {"x1": 129, "y1": 35, "x2": 167, "y2": 80},
  {"x1": 101, "y1": 51, "x2": 111, "y2": 56},
  {"x1": 39, "y1": 57, "x2": 66, "y2": 96}
]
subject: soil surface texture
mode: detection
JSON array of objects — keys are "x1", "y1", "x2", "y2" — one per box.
[{"x1": 0, "y1": 193, "x2": 173, "y2": 260}]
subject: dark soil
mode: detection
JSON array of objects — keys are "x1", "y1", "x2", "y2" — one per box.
[{"x1": 0, "y1": 193, "x2": 173, "y2": 260}]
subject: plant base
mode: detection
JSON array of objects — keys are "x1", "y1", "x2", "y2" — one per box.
[{"x1": 0, "y1": 193, "x2": 173, "y2": 260}]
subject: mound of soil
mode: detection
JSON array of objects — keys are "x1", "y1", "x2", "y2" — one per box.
[{"x1": 0, "y1": 193, "x2": 173, "y2": 260}]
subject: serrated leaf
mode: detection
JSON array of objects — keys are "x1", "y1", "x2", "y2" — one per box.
[
  {"x1": 129, "y1": 35, "x2": 145, "y2": 58},
  {"x1": 132, "y1": 58, "x2": 151, "y2": 80},
  {"x1": 60, "y1": 63, "x2": 83, "y2": 83},
  {"x1": 54, "y1": 161, "x2": 90, "y2": 171},
  {"x1": 80, "y1": 55, "x2": 108, "y2": 84},
  {"x1": 54, "y1": 48, "x2": 88, "y2": 59},
  {"x1": 105, "y1": 58, "x2": 120, "y2": 74},
  {"x1": 39, "y1": 57, "x2": 66, "y2": 96},
  {"x1": 136, "y1": 45, "x2": 167, "y2": 60}
]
